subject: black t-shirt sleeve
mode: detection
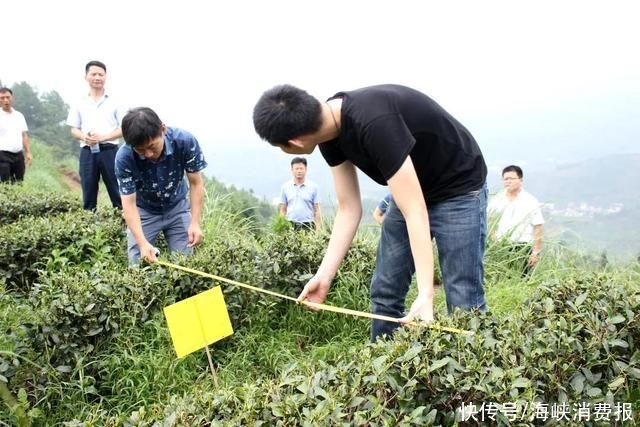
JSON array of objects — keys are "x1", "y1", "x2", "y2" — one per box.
[
  {"x1": 319, "y1": 138, "x2": 346, "y2": 167},
  {"x1": 363, "y1": 113, "x2": 416, "y2": 180}
]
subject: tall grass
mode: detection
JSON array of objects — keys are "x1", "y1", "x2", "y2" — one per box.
[{"x1": 21, "y1": 140, "x2": 72, "y2": 193}]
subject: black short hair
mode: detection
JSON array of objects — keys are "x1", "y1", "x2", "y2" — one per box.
[
  {"x1": 253, "y1": 84, "x2": 322, "y2": 145},
  {"x1": 85, "y1": 60, "x2": 107, "y2": 74},
  {"x1": 0, "y1": 87, "x2": 13, "y2": 95},
  {"x1": 121, "y1": 107, "x2": 163, "y2": 148},
  {"x1": 502, "y1": 165, "x2": 523, "y2": 178},
  {"x1": 291, "y1": 157, "x2": 307, "y2": 167}
]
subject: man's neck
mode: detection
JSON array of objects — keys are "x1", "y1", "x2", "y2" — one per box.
[
  {"x1": 506, "y1": 188, "x2": 522, "y2": 200},
  {"x1": 317, "y1": 99, "x2": 342, "y2": 143},
  {"x1": 1, "y1": 107, "x2": 12, "y2": 113},
  {"x1": 294, "y1": 178, "x2": 305, "y2": 185},
  {"x1": 89, "y1": 88, "x2": 105, "y2": 99}
]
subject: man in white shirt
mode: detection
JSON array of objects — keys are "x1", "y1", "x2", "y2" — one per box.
[
  {"x1": 66, "y1": 60, "x2": 124, "y2": 210},
  {"x1": 488, "y1": 165, "x2": 544, "y2": 273},
  {"x1": 279, "y1": 157, "x2": 322, "y2": 231},
  {"x1": 0, "y1": 87, "x2": 32, "y2": 183}
]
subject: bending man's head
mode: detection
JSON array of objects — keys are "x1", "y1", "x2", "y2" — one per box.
[
  {"x1": 122, "y1": 107, "x2": 166, "y2": 161},
  {"x1": 253, "y1": 84, "x2": 322, "y2": 147}
]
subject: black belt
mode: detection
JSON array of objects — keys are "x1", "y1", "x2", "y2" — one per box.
[
  {"x1": 83, "y1": 144, "x2": 118, "y2": 151},
  {"x1": 0, "y1": 150, "x2": 23, "y2": 157}
]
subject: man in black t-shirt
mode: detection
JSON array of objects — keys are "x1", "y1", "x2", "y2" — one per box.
[{"x1": 253, "y1": 84, "x2": 488, "y2": 341}]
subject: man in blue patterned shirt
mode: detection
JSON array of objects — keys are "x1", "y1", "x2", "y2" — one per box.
[{"x1": 115, "y1": 107, "x2": 207, "y2": 264}]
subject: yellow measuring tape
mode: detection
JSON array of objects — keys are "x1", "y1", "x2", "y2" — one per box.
[{"x1": 155, "y1": 260, "x2": 472, "y2": 335}]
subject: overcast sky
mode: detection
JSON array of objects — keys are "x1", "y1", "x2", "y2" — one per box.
[{"x1": 3, "y1": 0, "x2": 639, "y2": 188}]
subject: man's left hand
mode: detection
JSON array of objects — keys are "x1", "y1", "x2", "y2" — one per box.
[
  {"x1": 187, "y1": 223, "x2": 203, "y2": 247},
  {"x1": 24, "y1": 152, "x2": 32, "y2": 167},
  {"x1": 399, "y1": 292, "x2": 434, "y2": 325}
]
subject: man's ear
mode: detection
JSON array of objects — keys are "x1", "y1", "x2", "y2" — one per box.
[{"x1": 288, "y1": 138, "x2": 304, "y2": 148}]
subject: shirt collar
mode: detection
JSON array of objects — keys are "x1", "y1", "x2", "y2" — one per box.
[{"x1": 86, "y1": 92, "x2": 110, "y2": 104}]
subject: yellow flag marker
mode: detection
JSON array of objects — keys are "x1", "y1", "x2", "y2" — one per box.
[{"x1": 163, "y1": 286, "x2": 233, "y2": 358}]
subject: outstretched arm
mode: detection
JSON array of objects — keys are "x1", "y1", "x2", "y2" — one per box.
[
  {"x1": 298, "y1": 161, "x2": 362, "y2": 305},
  {"x1": 22, "y1": 132, "x2": 32, "y2": 167},
  {"x1": 314, "y1": 203, "x2": 322, "y2": 230},
  {"x1": 529, "y1": 224, "x2": 543, "y2": 266},
  {"x1": 122, "y1": 193, "x2": 157, "y2": 263},
  {"x1": 387, "y1": 156, "x2": 435, "y2": 324}
]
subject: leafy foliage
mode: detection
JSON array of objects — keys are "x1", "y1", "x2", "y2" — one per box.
[
  {"x1": 0, "y1": 209, "x2": 125, "y2": 292},
  {"x1": 0, "y1": 184, "x2": 81, "y2": 224},
  {"x1": 1, "y1": 169, "x2": 639, "y2": 425},
  {"x1": 29, "y1": 266, "x2": 172, "y2": 369},
  {"x1": 118, "y1": 273, "x2": 640, "y2": 425}
]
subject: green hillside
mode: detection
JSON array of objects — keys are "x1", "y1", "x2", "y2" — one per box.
[{"x1": 1, "y1": 144, "x2": 639, "y2": 425}]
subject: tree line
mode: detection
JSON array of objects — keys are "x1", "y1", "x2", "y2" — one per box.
[{"x1": 0, "y1": 79, "x2": 75, "y2": 159}]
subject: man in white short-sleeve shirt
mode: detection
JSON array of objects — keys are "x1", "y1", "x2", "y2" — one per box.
[
  {"x1": 66, "y1": 60, "x2": 124, "y2": 210},
  {"x1": 489, "y1": 165, "x2": 544, "y2": 270},
  {"x1": 0, "y1": 87, "x2": 32, "y2": 183}
]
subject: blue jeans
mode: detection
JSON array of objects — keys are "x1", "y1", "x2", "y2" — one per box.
[
  {"x1": 79, "y1": 145, "x2": 122, "y2": 210},
  {"x1": 127, "y1": 198, "x2": 193, "y2": 265},
  {"x1": 370, "y1": 184, "x2": 488, "y2": 341}
]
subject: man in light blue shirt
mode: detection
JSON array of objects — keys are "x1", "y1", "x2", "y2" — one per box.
[
  {"x1": 279, "y1": 157, "x2": 321, "y2": 231},
  {"x1": 115, "y1": 107, "x2": 207, "y2": 264}
]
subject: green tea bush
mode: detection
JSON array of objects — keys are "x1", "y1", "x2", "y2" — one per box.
[
  {"x1": 28, "y1": 265, "x2": 172, "y2": 370},
  {"x1": 110, "y1": 272, "x2": 639, "y2": 425},
  {"x1": 164, "y1": 229, "x2": 374, "y2": 331},
  {"x1": 0, "y1": 282, "x2": 42, "y2": 427},
  {"x1": 255, "y1": 230, "x2": 328, "y2": 297},
  {"x1": 0, "y1": 209, "x2": 125, "y2": 292},
  {"x1": 0, "y1": 184, "x2": 81, "y2": 224},
  {"x1": 168, "y1": 239, "x2": 264, "y2": 328},
  {"x1": 255, "y1": 230, "x2": 376, "y2": 297},
  {"x1": 0, "y1": 283, "x2": 39, "y2": 385}
]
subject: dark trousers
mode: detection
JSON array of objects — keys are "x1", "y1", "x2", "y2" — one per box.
[
  {"x1": 0, "y1": 150, "x2": 25, "y2": 183},
  {"x1": 508, "y1": 243, "x2": 534, "y2": 277},
  {"x1": 290, "y1": 221, "x2": 315, "y2": 231},
  {"x1": 79, "y1": 145, "x2": 122, "y2": 210}
]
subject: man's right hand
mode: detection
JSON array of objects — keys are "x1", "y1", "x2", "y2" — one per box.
[
  {"x1": 85, "y1": 132, "x2": 99, "y2": 146},
  {"x1": 297, "y1": 274, "x2": 332, "y2": 309},
  {"x1": 140, "y1": 242, "x2": 158, "y2": 263}
]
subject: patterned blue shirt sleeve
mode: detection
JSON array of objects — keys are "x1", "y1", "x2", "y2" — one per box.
[
  {"x1": 115, "y1": 146, "x2": 137, "y2": 195},
  {"x1": 183, "y1": 132, "x2": 207, "y2": 173}
]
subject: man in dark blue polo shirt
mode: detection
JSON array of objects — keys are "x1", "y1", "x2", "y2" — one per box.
[{"x1": 115, "y1": 107, "x2": 208, "y2": 264}]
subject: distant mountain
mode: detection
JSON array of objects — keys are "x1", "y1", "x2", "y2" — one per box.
[
  {"x1": 205, "y1": 142, "x2": 640, "y2": 259},
  {"x1": 488, "y1": 153, "x2": 640, "y2": 259}
]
